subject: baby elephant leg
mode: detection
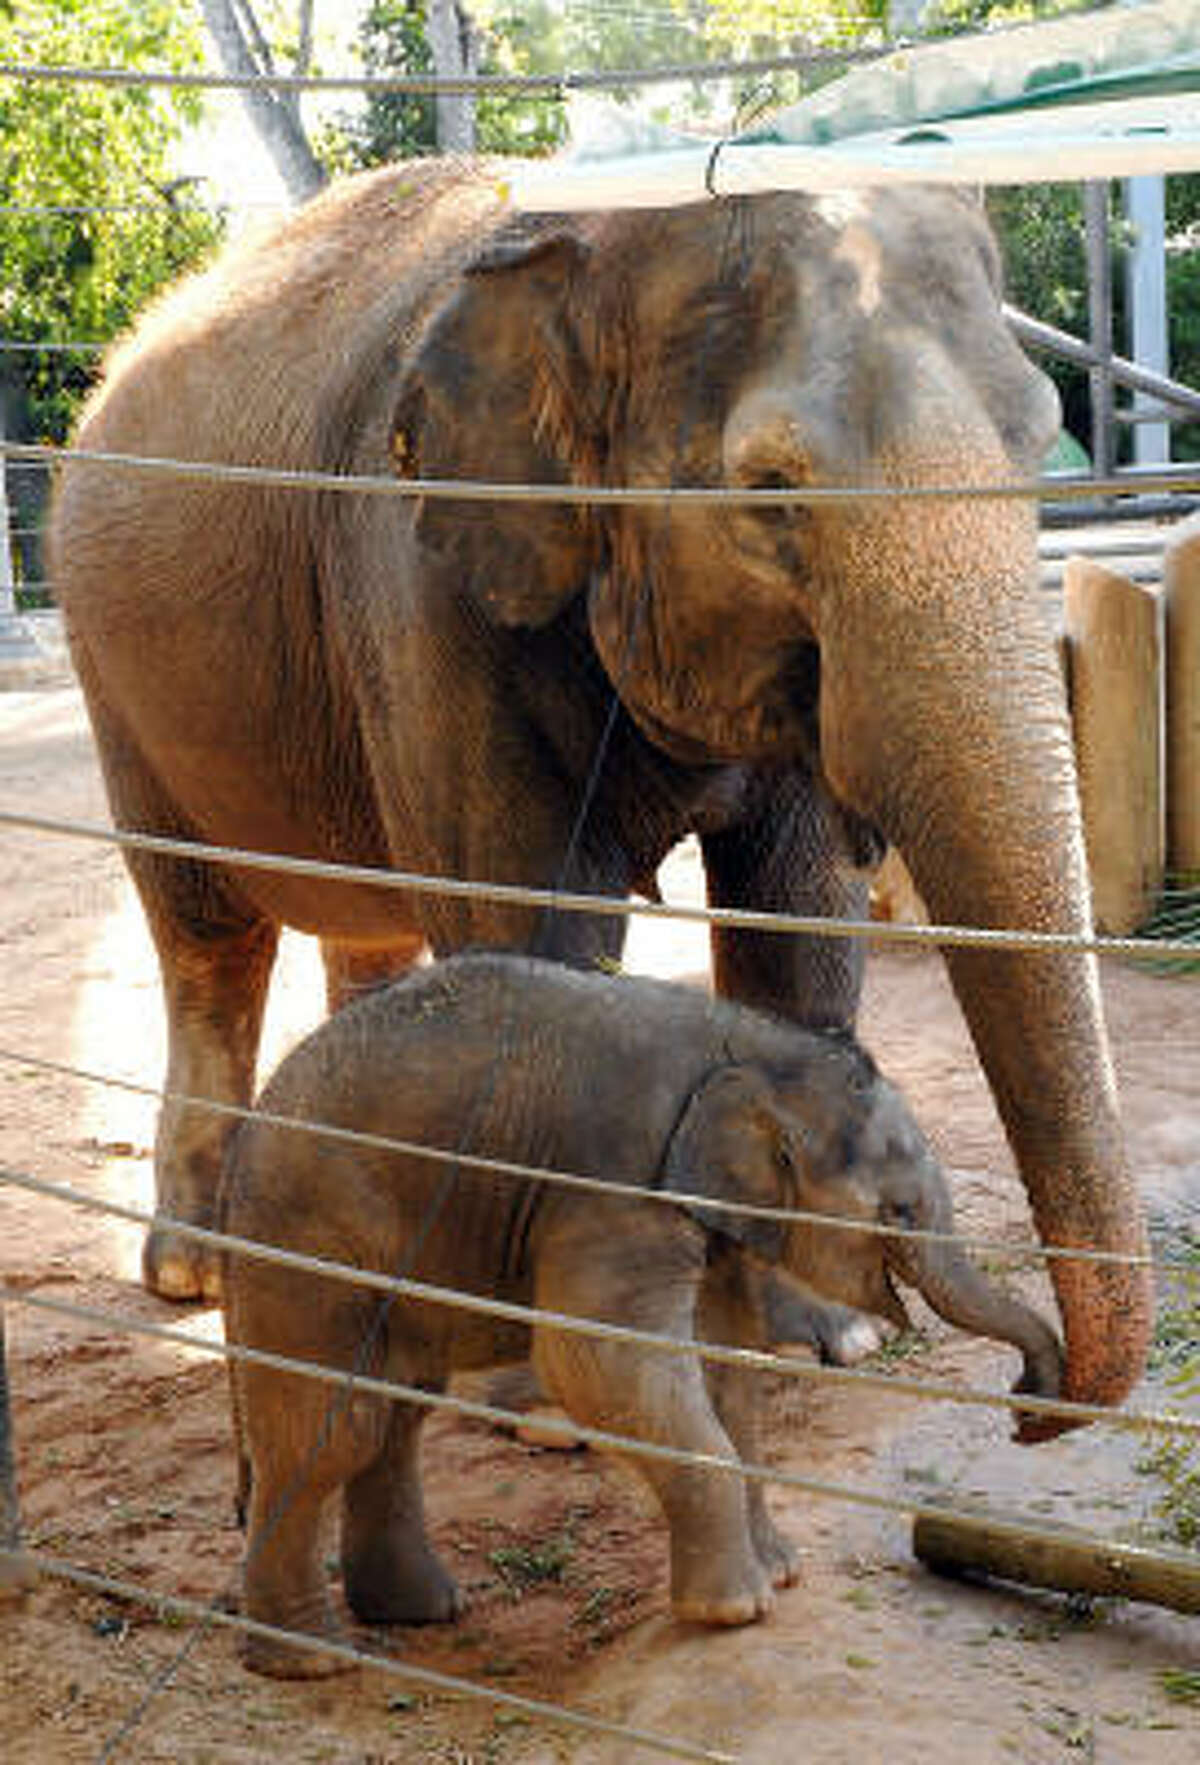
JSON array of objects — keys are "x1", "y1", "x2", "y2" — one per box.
[
  {"x1": 238, "y1": 1365, "x2": 389, "y2": 1679},
  {"x1": 698, "y1": 1252, "x2": 802, "y2": 1592},
  {"x1": 533, "y1": 1204, "x2": 772, "y2": 1626},
  {"x1": 342, "y1": 1398, "x2": 462, "y2": 1626}
]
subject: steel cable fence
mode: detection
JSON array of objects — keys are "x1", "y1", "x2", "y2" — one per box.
[
  {"x1": 4, "y1": 20, "x2": 1200, "y2": 1758},
  {"x1": 23, "y1": 1553, "x2": 743, "y2": 1764},
  {"x1": 2, "y1": 1166, "x2": 1197, "y2": 1438},
  {"x1": 0, "y1": 33, "x2": 901, "y2": 100},
  {"x1": 8, "y1": 435, "x2": 1200, "y2": 507},
  {"x1": 5, "y1": 803, "x2": 1200, "y2": 966}
]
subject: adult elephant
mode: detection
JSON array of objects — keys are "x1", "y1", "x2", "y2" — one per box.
[{"x1": 49, "y1": 160, "x2": 1151, "y2": 1431}]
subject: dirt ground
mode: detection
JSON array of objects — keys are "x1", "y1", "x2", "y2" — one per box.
[{"x1": 1, "y1": 666, "x2": 1199, "y2": 1764}]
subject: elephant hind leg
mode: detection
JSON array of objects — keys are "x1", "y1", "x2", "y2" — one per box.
[
  {"x1": 237, "y1": 1363, "x2": 391, "y2": 1678},
  {"x1": 69, "y1": 669, "x2": 283, "y2": 1300},
  {"x1": 341, "y1": 1398, "x2": 462, "y2": 1626},
  {"x1": 146, "y1": 908, "x2": 279, "y2": 1301}
]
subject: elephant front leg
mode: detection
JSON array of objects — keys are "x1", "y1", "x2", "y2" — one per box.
[
  {"x1": 701, "y1": 764, "x2": 881, "y2": 1028},
  {"x1": 532, "y1": 1206, "x2": 771, "y2": 1626},
  {"x1": 702, "y1": 771, "x2": 883, "y2": 1380},
  {"x1": 697, "y1": 1251, "x2": 801, "y2": 1593},
  {"x1": 149, "y1": 915, "x2": 279, "y2": 1300},
  {"x1": 342, "y1": 1398, "x2": 463, "y2": 1626}
]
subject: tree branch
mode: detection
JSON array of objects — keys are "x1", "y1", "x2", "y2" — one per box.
[{"x1": 200, "y1": 0, "x2": 326, "y2": 205}]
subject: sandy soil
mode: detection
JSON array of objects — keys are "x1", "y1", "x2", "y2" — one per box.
[{"x1": 1, "y1": 674, "x2": 1198, "y2": 1764}]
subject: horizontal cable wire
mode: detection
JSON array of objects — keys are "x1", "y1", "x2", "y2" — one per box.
[
  {"x1": 3, "y1": 1163, "x2": 1196, "y2": 1437},
  {"x1": 14, "y1": 1555, "x2": 731, "y2": 1763},
  {"x1": 6, "y1": 1283, "x2": 1196, "y2": 1534},
  {"x1": 20, "y1": 1511, "x2": 1200, "y2": 1758},
  {"x1": 8, "y1": 436, "x2": 1200, "y2": 506},
  {"x1": 4, "y1": 803, "x2": 1200, "y2": 967},
  {"x1": 2, "y1": 28, "x2": 1182, "y2": 1759},
  {"x1": 0, "y1": 201, "x2": 245, "y2": 217},
  {"x1": 0, "y1": 39, "x2": 894, "y2": 98},
  {"x1": 0, "y1": 339, "x2": 105, "y2": 354},
  {"x1": 0, "y1": 15, "x2": 1125, "y2": 101},
  {"x1": 0, "y1": 1044, "x2": 1193, "y2": 1281}
]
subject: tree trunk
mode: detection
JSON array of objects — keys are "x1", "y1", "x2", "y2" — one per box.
[
  {"x1": 200, "y1": 0, "x2": 326, "y2": 206},
  {"x1": 426, "y1": 0, "x2": 478, "y2": 155}
]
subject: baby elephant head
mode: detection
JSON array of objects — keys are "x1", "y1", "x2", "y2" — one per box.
[{"x1": 663, "y1": 1043, "x2": 1063, "y2": 1421}]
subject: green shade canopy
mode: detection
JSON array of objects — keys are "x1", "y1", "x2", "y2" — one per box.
[{"x1": 510, "y1": 1, "x2": 1200, "y2": 210}]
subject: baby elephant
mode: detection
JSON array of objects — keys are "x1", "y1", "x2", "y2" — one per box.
[{"x1": 221, "y1": 953, "x2": 1061, "y2": 1676}]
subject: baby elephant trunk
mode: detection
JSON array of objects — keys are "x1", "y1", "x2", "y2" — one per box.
[{"x1": 893, "y1": 1224, "x2": 1065, "y2": 1418}]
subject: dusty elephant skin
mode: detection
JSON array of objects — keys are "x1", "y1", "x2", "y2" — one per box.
[
  {"x1": 220, "y1": 953, "x2": 1062, "y2": 1678},
  {"x1": 49, "y1": 158, "x2": 1151, "y2": 1421}
]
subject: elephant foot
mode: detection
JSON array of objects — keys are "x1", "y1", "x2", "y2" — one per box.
[
  {"x1": 822, "y1": 1315, "x2": 885, "y2": 1365},
  {"x1": 0, "y1": 1548, "x2": 39, "y2": 1602},
  {"x1": 344, "y1": 1541, "x2": 463, "y2": 1627},
  {"x1": 764, "y1": 1280, "x2": 883, "y2": 1366},
  {"x1": 239, "y1": 1622, "x2": 355, "y2": 1679},
  {"x1": 672, "y1": 1577, "x2": 775, "y2": 1628},
  {"x1": 671, "y1": 1553, "x2": 774, "y2": 1628},
  {"x1": 142, "y1": 1226, "x2": 221, "y2": 1303},
  {"x1": 753, "y1": 1523, "x2": 802, "y2": 1591}
]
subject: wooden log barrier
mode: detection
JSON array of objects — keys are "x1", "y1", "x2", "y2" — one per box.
[
  {"x1": 913, "y1": 1505, "x2": 1200, "y2": 1615},
  {"x1": 1063, "y1": 559, "x2": 1163, "y2": 935},
  {"x1": 1164, "y1": 512, "x2": 1200, "y2": 877}
]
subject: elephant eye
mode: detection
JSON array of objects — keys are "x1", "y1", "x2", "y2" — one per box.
[
  {"x1": 746, "y1": 470, "x2": 798, "y2": 527},
  {"x1": 881, "y1": 1200, "x2": 917, "y2": 1231},
  {"x1": 775, "y1": 1136, "x2": 800, "y2": 1181}
]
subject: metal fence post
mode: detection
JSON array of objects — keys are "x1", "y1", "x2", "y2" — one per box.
[
  {"x1": 0, "y1": 404, "x2": 45, "y2": 683},
  {"x1": 1124, "y1": 175, "x2": 1171, "y2": 467},
  {"x1": 1084, "y1": 181, "x2": 1115, "y2": 480}
]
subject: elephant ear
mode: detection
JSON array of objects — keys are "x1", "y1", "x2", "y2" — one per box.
[
  {"x1": 662, "y1": 1065, "x2": 793, "y2": 1263},
  {"x1": 391, "y1": 219, "x2": 600, "y2": 628}
]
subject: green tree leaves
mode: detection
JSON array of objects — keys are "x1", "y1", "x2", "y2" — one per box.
[{"x1": 0, "y1": 1, "x2": 221, "y2": 441}]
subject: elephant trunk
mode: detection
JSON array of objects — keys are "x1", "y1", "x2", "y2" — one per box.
[
  {"x1": 817, "y1": 436, "x2": 1153, "y2": 1439},
  {"x1": 890, "y1": 1219, "x2": 1065, "y2": 1419}
]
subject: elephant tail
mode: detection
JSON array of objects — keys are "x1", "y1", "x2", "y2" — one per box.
[{"x1": 229, "y1": 1358, "x2": 251, "y2": 1531}]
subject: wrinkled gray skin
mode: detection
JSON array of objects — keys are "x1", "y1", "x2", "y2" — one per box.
[
  {"x1": 221, "y1": 954, "x2": 1062, "y2": 1677},
  {"x1": 50, "y1": 160, "x2": 1151, "y2": 1423}
]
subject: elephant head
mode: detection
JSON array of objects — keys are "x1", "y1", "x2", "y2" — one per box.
[
  {"x1": 392, "y1": 185, "x2": 1151, "y2": 1431},
  {"x1": 662, "y1": 1052, "x2": 1064, "y2": 1420}
]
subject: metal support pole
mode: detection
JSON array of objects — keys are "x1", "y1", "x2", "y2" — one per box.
[
  {"x1": 1085, "y1": 182, "x2": 1115, "y2": 479},
  {"x1": 0, "y1": 405, "x2": 45, "y2": 683},
  {"x1": 0, "y1": 1310, "x2": 35, "y2": 1597},
  {"x1": 1124, "y1": 176, "x2": 1171, "y2": 467}
]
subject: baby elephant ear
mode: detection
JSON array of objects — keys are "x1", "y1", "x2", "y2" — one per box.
[
  {"x1": 390, "y1": 222, "x2": 595, "y2": 629},
  {"x1": 662, "y1": 1065, "x2": 790, "y2": 1263}
]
